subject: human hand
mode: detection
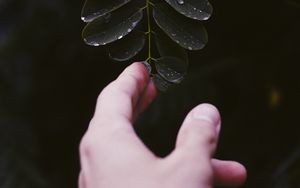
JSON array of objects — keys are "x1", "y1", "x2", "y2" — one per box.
[{"x1": 78, "y1": 63, "x2": 247, "y2": 188}]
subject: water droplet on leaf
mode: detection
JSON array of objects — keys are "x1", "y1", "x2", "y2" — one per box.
[{"x1": 177, "y1": 0, "x2": 185, "y2": 5}]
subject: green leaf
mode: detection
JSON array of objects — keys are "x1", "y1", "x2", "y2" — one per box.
[
  {"x1": 155, "y1": 56, "x2": 188, "y2": 84},
  {"x1": 155, "y1": 28, "x2": 188, "y2": 62},
  {"x1": 155, "y1": 28, "x2": 188, "y2": 83},
  {"x1": 81, "y1": 0, "x2": 131, "y2": 23},
  {"x1": 153, "y1": 3, "x2": 208, "y2": 50},
  {"x1": 82, "y1": 3, "x2": 143, "y2": 46},
  {"x1": 152, "y1": 74, "x2": 172, "y2": 92},
  {"x1": 107, "y1": 31, "x2": 145, "y2": 61},
  {"x1": 164, "y1": 0, "x2": 213, "y2": 20},
  {"x1": 81, "y1": 0, "x2": 212, "y2": 91}
]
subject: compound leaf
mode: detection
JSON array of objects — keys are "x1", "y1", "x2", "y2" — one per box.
[{"x1": 81, "y1": 0, "x2": 212, "y2": 91}]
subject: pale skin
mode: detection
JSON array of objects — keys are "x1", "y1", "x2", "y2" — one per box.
[{"x1": 79, "y1": 63, "x2": 247, "y2": 188}]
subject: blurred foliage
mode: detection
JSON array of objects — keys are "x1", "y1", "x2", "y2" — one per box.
[{"x1": 0, "y1": 0, "x2": 300, "y2": 188}]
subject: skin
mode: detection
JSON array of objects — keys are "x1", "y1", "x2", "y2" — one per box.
[{"x1": 78, "y1": 63, "x2": 247, "y2": 188}]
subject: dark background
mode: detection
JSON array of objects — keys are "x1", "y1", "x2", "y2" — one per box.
[{"x1": 1, "y1": 0, "x2": 300, "y2": 187}]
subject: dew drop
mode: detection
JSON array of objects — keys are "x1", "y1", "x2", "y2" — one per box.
[
  {"x1": 92, "y1": 42, "x2": 100, "y2": 46},
  {"x1": 202, "y1": 16, "x2": 210, "y2": 20},
  {"x1": 176, "y1": 0, "x2": 184, "y2": 5},
  {"x1": 118, "y1": 35, "x2": 123, "y2": 39},
  {"x1": 188, "y1": 47, "x2": 193, "y2": 50},
  {"x1": 132, "y1": 21, "x2": 138, "y2": 27}
]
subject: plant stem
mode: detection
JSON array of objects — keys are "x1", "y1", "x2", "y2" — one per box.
[{"x1": 146, "y1": 0, "x2": 152, "y2": 63}]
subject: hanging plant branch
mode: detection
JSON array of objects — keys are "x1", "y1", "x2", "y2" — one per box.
[
  {"x1": 81, "y1": 0, "x2": 213, "y2": 91},
  {"x1": 145, "y1": 0, "x2": 153, "y2": 63}
]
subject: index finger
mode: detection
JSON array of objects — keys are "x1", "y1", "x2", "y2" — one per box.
[{"x1": 92, "y1": 62, "x2": 155, "y2": 126}]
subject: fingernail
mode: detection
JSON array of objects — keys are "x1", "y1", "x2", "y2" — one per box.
[
  {"x1": 192, "y1": 104, "x2": 220, "y2": 127},
  {"x1": 140, "y1": 61, "x2": 152, "y2": 75}
]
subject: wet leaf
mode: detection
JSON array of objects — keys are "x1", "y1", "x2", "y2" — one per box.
[
  {"x1": 82, "y1": 3, "x2": 143, "y2": 46},
  {"x1": 81, "y1": 0, "x2": 130, "y2": 22},
  {"x1": 107, "y1": 31, "x2": 145, "y2": 61},
  {"x1": 81, "y1": 0, "x2": 212, "y2": 91},
  {"x1": 155, "y1": 56, "x2": 188, "y2": 84},
  {"x1": 155, "y1": 28, "x2": 188, "y2": 83},
  {"x1": 153, "y1": 3, "x2": 208, "y2": 50},
  {"x1": 155, "y1": 28, "x2": 188, "y2": 63},
  {"x1": 152, "y1": 74, "x2": 172, "y2": 92},
  {"x1": 164, "y1": 0, "x2": 213, "y2": 20}
]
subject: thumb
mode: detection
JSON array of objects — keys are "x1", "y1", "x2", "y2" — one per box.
[
  {"x1": 167, "y1": 104, "x2": 247, "y2": 187},
  {"x1": 174, "y1": 104, "x2": 221, "y2": 161}
]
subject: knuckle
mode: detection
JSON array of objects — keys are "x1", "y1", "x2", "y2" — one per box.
[
  {"x1": 122, "y1": 68, "x2": 148, "y2": 93},
  {"x1": 79, "y1": 133, "x2": 97, "y2": 159},
  {"x1": 199, "y1": 125, "x2": 217, "y2": 145},
  {"x1": 79, "y1": 120, "x2": 133, "y2": 159},
  {"x1": 107, "y1": 120, "x2": 134, "y2": 139},
  {"x1": 123, "y1": 73, "x2": 142, "y2": 93},
  {"x1": 190, "y1": 119, "x2": 218, "y2": 144}
]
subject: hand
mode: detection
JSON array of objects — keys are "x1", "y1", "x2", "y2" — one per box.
[{"x1": 78, "y1": 63, "x2": 247, "y2": 188}]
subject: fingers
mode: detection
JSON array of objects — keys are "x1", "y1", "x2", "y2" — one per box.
[
  {"x1": 167, "y1": 104, "x2": 247, "y2": 187},
  {"x1": 162, "y1": 104, "x2": 220, "y2": 187},
  {"x1": 133, "y1": 80, "x2": 157, "y2": 121},
  {"x1": 93, "y1": 62, "x2": 157, "y2": 126},
  {"x1": 174, "y1": 104, "x2": 221, "y2": 160},
  {"x1": 80, "y1": 63, "x2": 158, "y2": 179},
  {"x1": 212, "y1": 159, "x2": 247, "y2": 187}
]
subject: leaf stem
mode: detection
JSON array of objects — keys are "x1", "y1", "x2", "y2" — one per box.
[{"x1": 146, "y1": 0, "x2": 152, "y2": 63}]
